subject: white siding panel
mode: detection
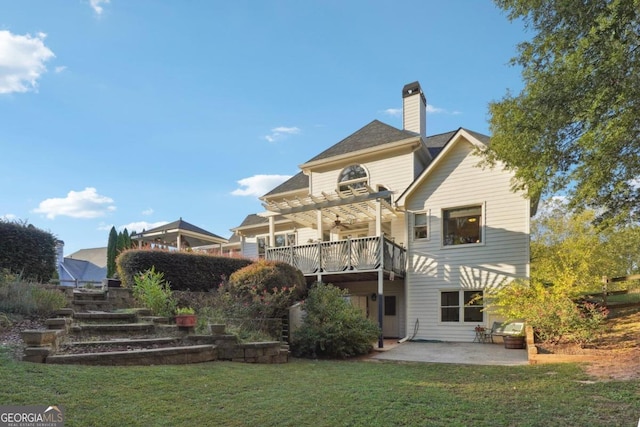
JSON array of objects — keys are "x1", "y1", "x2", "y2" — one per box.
[
  {"x1": 405, "y1": 139, "x2": 530, "y2": 342},
  {"x1": 310, "y1": 152, "x2": 416, "y2": 197}
]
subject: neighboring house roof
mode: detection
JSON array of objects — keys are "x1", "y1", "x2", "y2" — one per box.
[
  {"x1": 303, "y1": 120, "x2": 418, "y2": 164},
  {"x1": 60, "y1": 257, "x2": 107, "y2": 285},
  {"x1": 143, "y1": 218, "x2": 226, "y2": 239},
  {"x1": 262, "y1": 172, "x2": 309, "y2": 198},
  {"x1": 132, "y1": 218, "x2": 228, "y2": 248},
  {"x1": 67, "y1": 247, "x2": 108, "y2": 269}
]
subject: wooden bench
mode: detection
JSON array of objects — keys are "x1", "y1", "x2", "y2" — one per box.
[{"x1": 485, "y1": 321, "x2": 525, "y2": 343}]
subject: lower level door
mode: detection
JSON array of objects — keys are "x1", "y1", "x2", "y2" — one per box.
[{"x1": 382, "y1": 295, "x2": 398, "y2": 338}]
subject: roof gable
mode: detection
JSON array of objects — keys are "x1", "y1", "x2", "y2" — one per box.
[
  {"x1": 396, "y1": 128, "x2": 489, "y2": 206},
  {"x1": 262, "y1": 172, "x2": 309, "y2": 198},
  {"x1": 302, "y1": 120, "x2": 418, "y2": 164}
]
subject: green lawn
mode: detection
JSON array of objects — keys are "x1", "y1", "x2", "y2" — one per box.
[{"x1": 1, "y1": 348, "x2": 638, "y2": 427}]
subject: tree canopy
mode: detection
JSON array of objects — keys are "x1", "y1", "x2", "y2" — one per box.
[
  {"x1": 485, "y1": 0, "x2": 640, "y2": 226},
  {"x1": 531, "y1": 199, "x2": 640, "y2": 294}
]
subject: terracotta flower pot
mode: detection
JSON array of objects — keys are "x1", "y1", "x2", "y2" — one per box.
[{"x1": 175, "y1": 314, "x2": 197, "y2": 327}]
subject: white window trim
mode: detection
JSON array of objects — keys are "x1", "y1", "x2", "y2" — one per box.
[
  {"x1": 438, "y1": 289, "x2": 485, "y2": 324},
  {"x1": 441, "y1": 202, "x2": 486, "y2": 249},
  {"x1": 411, "y1": 209, "x2": 430, "y2": 241},
  {"x1": 337, "y1": 164, "x2": 370, "y2": 192}
]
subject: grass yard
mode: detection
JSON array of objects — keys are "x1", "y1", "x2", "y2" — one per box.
[{"x1": 0, "y1": 348, "x2": 638, "y2": 427}]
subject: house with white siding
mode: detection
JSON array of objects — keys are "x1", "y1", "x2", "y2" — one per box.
[{"x1": 230, "y1": 82, "x2": 531, "y2": 346}]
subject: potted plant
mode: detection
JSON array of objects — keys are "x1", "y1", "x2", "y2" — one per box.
[{"x1": 175, "y1": 307, "x2": 197, "y2": 327}]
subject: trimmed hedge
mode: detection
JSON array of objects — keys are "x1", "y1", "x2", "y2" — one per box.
[
  {"x1": 0, "y1": 220, "x2": 57, "y2": 282},
  {"x1": 116, "y1": 249, "x2": 252, "y2": 291}
]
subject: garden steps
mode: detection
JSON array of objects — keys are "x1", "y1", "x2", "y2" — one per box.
[
  {"x1": 62, "y1": 337, "x2": 182, "y2": 352},
  {"x1": 46, "y1": 344, "x2": 218, "y2": 365},
  {"x1": 70, "y1": 322, "x2": 156, "y2": 337},
  {"x1": 73, "y1": 312, "x2": 138, "y2": 322}
]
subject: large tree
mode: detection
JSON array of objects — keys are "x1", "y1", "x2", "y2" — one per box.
[
  {"x1": 531, "y1": 199, "x2": 640, "y2": 294},
  {"x1": 485, "y1": 0, "x2": 640, "y2": 226}
]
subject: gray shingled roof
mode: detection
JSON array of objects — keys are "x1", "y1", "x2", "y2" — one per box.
[
  {"x1": 304, "y1": 120, "x2": 418, "y2": 163},
  {"x1": 424, "y1": 130, "x2": 457, "y2": 158},
  {"x1": 236, "y1": 214, "x2": 269, "y2": 228},
  {"x1": 61, "y1": 258, "x2": 107, "y2": 284},
  {"x1": 142, "y1": 218, "x2": 225, "y2": 240},
  {"x1": 263, "y1": 172, "x2": 309, "y2": 197},
  {"x1": 68, "y1": 247, "x2": 108, "y2": 268},
  {"x1": 462, "y1": 128, "x2": 490, "y2": 145}
]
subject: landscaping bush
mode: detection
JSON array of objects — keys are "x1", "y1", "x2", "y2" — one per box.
[
  {"x1": 0, "y1": 220, "x2": 57, "y2": 282},
  {"x1": 117, "y1": 249, "x2": 252, "y2": 291},
  {"x1": 131, "y1": 267, "x2": 176, "y2": 317},
  {"x1": 291, "y1": 283, "x2": 380, "y2": 358},
  {"x1": 485, "y1": 280, "x2": 609, "y2": 345},
  {"x1": 227, "y1": 259, "x2": 306, "y2": 318},
  {"x1": 0, "y1": 270, "x2": 67, "y2": 316}
]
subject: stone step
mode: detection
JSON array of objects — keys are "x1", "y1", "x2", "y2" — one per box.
[
  {"x1": 73, "y1": 312, "x2": 138, "y2": 322},
  {"x1": 64, "y1": 337, "x2": 181, "y2": 351},
  {"x1": 71, "y1": 323, "x2": 155, "y2": 336},
  {"x1": 73, "y1": 299, "x2": 111, "y2": 306},
  {"x1": 73, "y1": 291, "x2": 108, "y2": 301},
  {"x1": 46, "y1": 345, "x2": 217, "y2": 365}
]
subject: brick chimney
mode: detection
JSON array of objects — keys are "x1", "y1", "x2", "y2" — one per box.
[{"x1": 402, "y1": 81, "x2": 426, "y2": 139}]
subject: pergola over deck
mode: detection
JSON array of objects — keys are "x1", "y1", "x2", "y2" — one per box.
[
  {"x1": 131, "y1": 218, "x2": 228, "y2": 251},
  {"x1": 261, "y1": 186, "x2": 407, "y2": 348}
]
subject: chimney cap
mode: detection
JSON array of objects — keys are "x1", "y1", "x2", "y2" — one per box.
[{"x1": 402, "y1": 81, "x2": 426, "y2": 103}]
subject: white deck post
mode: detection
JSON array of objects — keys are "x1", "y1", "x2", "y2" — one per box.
[
  {"x1": 376, "y1": 198, "x2": 384, "y2": 348},
  {"x1": 268, "y1": 216, "x2": 275, "y2": 250}
]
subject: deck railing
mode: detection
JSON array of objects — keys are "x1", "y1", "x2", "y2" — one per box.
[{"x1": 265, "y1": 236, "x2": 406, "y2": 277}]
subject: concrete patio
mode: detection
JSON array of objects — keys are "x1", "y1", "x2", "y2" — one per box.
[{"x1": 369, "y1": 341, "x2": 528, "y2": 366}]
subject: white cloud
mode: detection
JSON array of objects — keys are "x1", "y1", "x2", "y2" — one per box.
[
  {"x1": 89, "y1": 0, "x2": 110, "y2": 15},
  {"x1": 382, "y1": 104, "x2": 447, "y2": 116},
  {"x1": 141, "y1": 208, "x2": 154, "y2": 216},
  {"x1": 264, "y1": 126, "x2": 300, "y2": 143},
  {"x1": 231, "y1": 174, "x2": 292, "y2": 197},
  {"x1": 426, "y1": 104, "x2": 444, "y2": 114},
  {"x1": 54, "y1": 66, "x2": 67, "y2": 73},
  {"x1": 0, "y1": 30, "x2": 55, "y2": 94},
  {"x1": 1, "y1": 214, "x2": 17, "y2": 221},
  {"x1": 118, "y1": 221, "x2": 168, "y2": 234},
  {"x1": 33, "y1": 187, "x2": 116, "y2": 219}
]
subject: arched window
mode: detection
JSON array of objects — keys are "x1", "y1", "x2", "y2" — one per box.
[{"x1": 338, "y1": 165, "x2": 368, "y2": 192}]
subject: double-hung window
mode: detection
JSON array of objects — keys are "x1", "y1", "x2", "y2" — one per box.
[
  {"x1": 413, "y1": 211, "x2": 429, "y2": 240},
  {"x1": 440, "y1": 290, "x2": 484, "y2": 322}
]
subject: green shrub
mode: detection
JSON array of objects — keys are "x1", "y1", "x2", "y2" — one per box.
[
  {"x1": 0, "y1": 270, "x2": 67, "y2": 316},
  {"x1": 485, "y1": 280, "x2": 609, "y2": 346},
  {"x1": 131, "y1": 267, "x2": 176, "y2": 316},
  {"x1": 291, "y1": 283, "x2": 380, "y2": 359},
  {"x1": 228, "y1": 259, "x2": 306, "y2": 319},
  {"x1": 117, "y1": 249, "x2": 252, "y2": 291},
  {"x1": 0, "y1": 220, "x2": 57, "y2": 282}
]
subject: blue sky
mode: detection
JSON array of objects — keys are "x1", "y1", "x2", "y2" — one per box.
[{"x1": 0, "y1": 1, "x2": 527, "y2": 255}]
